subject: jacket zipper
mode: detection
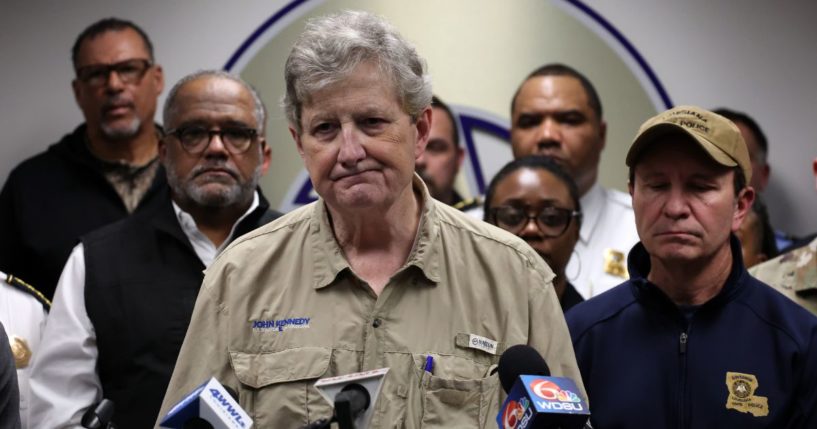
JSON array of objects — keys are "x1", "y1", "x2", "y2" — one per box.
[{"x1": 678, "y1": 331, "x2": 688, "y2": 429}]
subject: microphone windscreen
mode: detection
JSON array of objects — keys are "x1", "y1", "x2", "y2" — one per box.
[{"x1": 497, "y1": 344, "x2": 551, "y2": 393}]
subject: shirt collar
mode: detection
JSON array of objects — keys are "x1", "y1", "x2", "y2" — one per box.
[
  {"x1": 578, "y1": 182, "x2": 605, "y2": 244},
  {"x1": 310, "y1": 173, "x2": 441, "y2": 289},
  {"x1": 628, "y1": 234, "x2": 749, "y2": 307},
  {"x1": 171, "y1": 191, "x2": 260, "y2": 267}
]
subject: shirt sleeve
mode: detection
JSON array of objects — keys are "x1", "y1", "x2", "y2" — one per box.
[
  {"x1": 525, "y1": 257, "x2": 587, "y2": 400},
  {"x1": 29, "y1": 244, "x2": 101, "y2": 428}
]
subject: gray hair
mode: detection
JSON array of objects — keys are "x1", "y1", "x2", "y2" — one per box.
[
  {"x1": 163, "y1": 70, "x2": 267, "y2": 133},
  {"x1": 283, "y1": 10, "x2": 432, "y2": 133}
]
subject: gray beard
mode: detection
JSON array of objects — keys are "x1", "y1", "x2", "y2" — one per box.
[
  {"x1": 167, "y1": 163, "x2": 262, "y2": 209},
  {"x1": 101, "y1": 117, "x2": 142, "y2": 141}
]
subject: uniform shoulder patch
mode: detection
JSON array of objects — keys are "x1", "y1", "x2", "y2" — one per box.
[
  {"x1": 3, "y1": 274, "x2": 51, "y2": 312},
  {"x1": 453, "y1": 196, "x2": 483, "y2": 212}
]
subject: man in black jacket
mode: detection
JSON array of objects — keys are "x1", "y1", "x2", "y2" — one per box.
[
  {"x1": 0, "y1": 18, "x2": 165, "y2": 300},
  {"x1": 28, "y1": 70, "x2": 282, "y2": 429}
]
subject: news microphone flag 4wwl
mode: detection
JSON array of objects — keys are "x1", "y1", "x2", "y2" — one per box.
[{"x1": 160, "y1": 377, "x2": 252, "y2": 429}]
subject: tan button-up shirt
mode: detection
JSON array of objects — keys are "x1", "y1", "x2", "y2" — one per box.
[{"x1": 159, "y1": 177, "x2": 583, "y2": 428}]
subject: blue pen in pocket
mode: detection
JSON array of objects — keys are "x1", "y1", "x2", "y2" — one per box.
[{"x1": 420, "y1": 355, "x2": 434, "y2": 387}]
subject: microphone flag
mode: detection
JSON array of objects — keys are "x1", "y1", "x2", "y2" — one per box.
[
  {"x1": 160, "y1": 377, "x2": 253, "y2": 429},
  {"x1": 314, "y1": 367, "x2": 389, "y2": 429},
  {"x1": 497, "y1": 375, "x2": 590, "y2": 429}
]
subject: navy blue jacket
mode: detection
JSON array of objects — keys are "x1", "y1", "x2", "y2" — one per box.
[{"x1": 566, "y1": 237, "x2": 817, "y2": 428}]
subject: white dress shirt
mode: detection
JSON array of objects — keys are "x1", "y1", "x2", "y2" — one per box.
[
  {"x1": 28, "y1": 193, "x2": 258, "y2": 428},
  {"x1": 568, "y1": 183, "x2": 639, "y2": 298}
]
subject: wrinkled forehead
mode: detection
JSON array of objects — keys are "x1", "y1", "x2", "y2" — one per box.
[{"x1": 299, "y1": 63, "x2": 403, "y2": 119}]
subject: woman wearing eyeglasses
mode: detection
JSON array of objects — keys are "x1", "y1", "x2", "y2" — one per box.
[{"x1": 484, "y1": 156, "x2": 584, "y2": 311}]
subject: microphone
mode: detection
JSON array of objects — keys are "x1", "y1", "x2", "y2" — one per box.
[
  {"x1": 81, "y1": 399, "x2": 116, "y2": 429},
  {"x1": 496, "y1": 345, "x2": 590, "y2": 429},
  {"x1": 159, "y1": 377, "x2": 252, "y2": 429},
  {"x1": 304, "y1": 368, "x2": 389, "y2": 429}
]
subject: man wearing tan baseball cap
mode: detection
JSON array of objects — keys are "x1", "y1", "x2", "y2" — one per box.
[{"x1": 566, "y1": 106, "x2": 817, "y2": 428}]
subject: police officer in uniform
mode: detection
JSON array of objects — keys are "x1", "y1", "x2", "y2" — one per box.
[{"x1": 0, "y1": 271, "x2": 47, "y2": 429}]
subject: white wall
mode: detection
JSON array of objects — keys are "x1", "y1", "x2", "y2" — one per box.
[
  {"x1": 582, "y1": 0, "x2": 817, "y2": 236},
  {"x1": 1, "y1": 0, "x2": 815, "y2": 235}
]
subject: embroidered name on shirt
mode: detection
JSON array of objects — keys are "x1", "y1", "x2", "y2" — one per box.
[
  {"x1": 252, "y1": 317, "x2": 311, "y2": 332},
  {"x1": 468, "y1": 334, "x2": 498, "y2": 355}
]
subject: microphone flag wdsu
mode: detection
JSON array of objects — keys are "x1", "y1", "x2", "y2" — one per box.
[{"x1": 497, "y1": 374, "x2": 589, "y2": 429}]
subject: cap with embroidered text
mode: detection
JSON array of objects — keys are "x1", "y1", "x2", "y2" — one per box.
[{"x1": 626, "y1": 105, "x2": 752, "y2": 184}]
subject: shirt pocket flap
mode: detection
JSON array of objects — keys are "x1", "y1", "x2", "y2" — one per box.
[{"x1": 230, "y1": 347, "x2": 331, "y2": 388}]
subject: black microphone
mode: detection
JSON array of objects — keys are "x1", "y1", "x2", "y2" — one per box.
[
  {"x1": 300, "y1": 383, "x2": 374, "y2": 429},
  {"x1": 499, "y1": 344, "x2": 552, "y2": 393},
  {"x1": 496, "y1": 345, "x2": 590, "y2": 429},
  {"x1": 303, "y1": 368, "x2": 388, "y2": 429},
  {"x1": 335, "y1": 383, "x2": 371, "y2": 429},
  {"x1": 81, "y1": 399, "x2": 116, "y2": 429}
]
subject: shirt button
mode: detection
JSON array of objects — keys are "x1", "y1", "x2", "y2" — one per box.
[{"x1": 372, "y1": 318, "x2": 382, "y2": 328}]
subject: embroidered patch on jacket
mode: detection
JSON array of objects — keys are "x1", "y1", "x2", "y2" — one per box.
[
  {"x1": 725, "y1": 372, "x2": 769, "y2": 417},
  {"x1": 251, "y1": 317, "x2": 311, "y2": 332},
  {"x1": 603, "y1": 249, "x2": 628, "y2": 278}
]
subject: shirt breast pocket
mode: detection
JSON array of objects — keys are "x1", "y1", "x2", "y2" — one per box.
[
  {"x1": 230, "y1": 346, "x2": 332, "y2": 426},
  {"x1": 414, "y1": 352, "x2": 500, "y2": 429}
]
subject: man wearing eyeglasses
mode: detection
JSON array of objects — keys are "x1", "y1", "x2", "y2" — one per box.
[
  {"x1": 509, "y1": 64, "x2": 639, "y2": 299},
  {"x1": 0, "y1": 18, "x2": 166, "y2": 301},
  {"x1": 28, "y1": 70, "x2": 281, "y2": 429}
]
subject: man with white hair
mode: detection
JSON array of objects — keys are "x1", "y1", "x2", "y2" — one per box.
[{"x1": 161, "y1": 11, "x2": 581, "y2": 428}]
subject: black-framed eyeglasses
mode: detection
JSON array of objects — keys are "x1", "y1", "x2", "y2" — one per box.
[
  {"x1": 490, "y1": 205, "x2": 581, "y2": 237},
  {"x1": 76, "y1": 59, "x2": 153, "y2": 87},
  {"x1": 165, "y1": 126, "x2": 259, "y2": 155}
]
